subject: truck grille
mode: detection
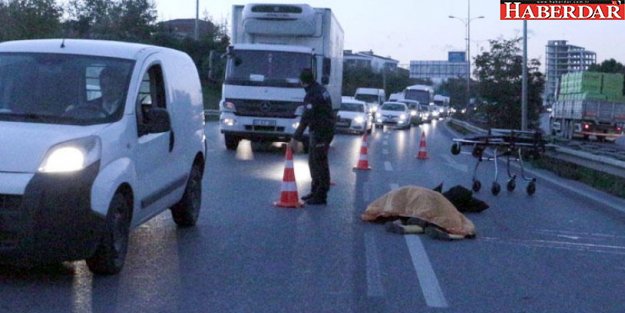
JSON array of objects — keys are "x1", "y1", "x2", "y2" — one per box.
[{"x1": 230, "y1": 99, "x2": 302, "y2": 118}]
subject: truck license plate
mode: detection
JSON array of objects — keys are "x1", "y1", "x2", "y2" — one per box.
[{"x1": 253, "y1": 119, "x2": 276, "y2": 126}]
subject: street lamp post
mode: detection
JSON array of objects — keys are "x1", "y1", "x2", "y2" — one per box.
[{"x1": 449, "y1": 0, "x2": 484, "y2": 112}]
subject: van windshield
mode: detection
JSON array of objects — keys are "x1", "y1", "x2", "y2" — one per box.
[
  {"x1": 354, "y1": 94, "x2": 379, "y2": 103},
  {"x1": 0, "y1": 53, "x2": 134, "y2": 125},
  {"x1": 225, "y1": 50, "x2": 312, "y2": 87}
]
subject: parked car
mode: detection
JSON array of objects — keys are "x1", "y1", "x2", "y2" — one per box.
[
  {"x1": 397, "y1": 99, "x2": 422, "y2": 125},
  {"x1": 336, "y1": 97, "x2": 372, "y2": 134},
  {"x1": 0, "y1": 39, "x2": 206, "y2": 275},
  {"x1": 374, "y1": 101, "x2": 411, "y2": 129}
]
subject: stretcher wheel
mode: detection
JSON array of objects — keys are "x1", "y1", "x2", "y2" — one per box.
[
  {"x1": 472, "y1": 180, "x2": 481, "y2": 192},
  {"x1": 451, "y1": 143, "x2": 461, "y2": 155},
  {"x1": 526, "y1": 181, "x2": 536, "y2": 195},
  {"x1": 491, "y1": 182, "x2": 501, "y2": 195},
  {"x1": 506, "y1": 179, "x2": 516, "y2": 192}
]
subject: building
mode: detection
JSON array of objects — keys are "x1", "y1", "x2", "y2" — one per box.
[
  {"x1": 409, "y1": 51, "x2": 467, "y2": 85},
  {"x1": 544, "y1": 40, "x2": 597, "y2": 106},
  {"x1": 343, "y1": 50, "x2": 399, "y2": 73},
  {"x1": 158, "y1": 19, "x2": 216, "y2": 40}
]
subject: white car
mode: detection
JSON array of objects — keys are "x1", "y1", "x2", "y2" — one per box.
[
  {"x1": 336, "y1": 97, "x2": 372, "y2": 134},
  {"x1": 374, "y1": 101, "x2": 411, "y2": 129},
  {"x1": 0, "y1": 39, "x2": 206, "y2": 275}
]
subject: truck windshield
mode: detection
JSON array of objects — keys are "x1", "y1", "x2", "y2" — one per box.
[
  {"x1": 225, "y1": 50, "x2": 312, "y2": 87},
  {"x1": 0, "y1": 53, "x2": 134, "y2": 125},
  {"x1": 404, "y1": 90, "x2": 432, "y2": 105},
  {"x1": 354, "y1": 94, "x2": 379, "y2": 103}
]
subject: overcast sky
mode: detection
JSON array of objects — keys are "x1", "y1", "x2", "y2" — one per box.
[{"x1": 153, "y1": 0, "x2": 625, "y2": 67}]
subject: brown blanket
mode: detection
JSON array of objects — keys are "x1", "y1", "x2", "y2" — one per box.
[{"x1": 361, "y1": 186, "x2": 476, "y2": 236}]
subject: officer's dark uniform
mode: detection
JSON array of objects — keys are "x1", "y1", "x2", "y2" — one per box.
[{"x1": 292, "y1": 70, "x2": 335, "y2": 205}]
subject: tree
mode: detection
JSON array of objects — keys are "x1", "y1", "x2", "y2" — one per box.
[
  {"x1": 64, "y1": 0, "x2": 157, "y2": 41},
  {"x1": 588, "y1": 58, "x2": 625, "y2": 74},
  {"x1": 0, "y1": 0, "x2": 62, "y2": 41},
  {"x1": 473, "y1": 37, "x2": 544, "y2": 129}
]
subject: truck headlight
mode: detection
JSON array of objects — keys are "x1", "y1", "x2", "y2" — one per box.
[
  {"x1": 222, "y1": 117, "x2": 236, "y2": 127},
  {"x1": 39, "y1": 136, "x2": 101, "y2": 173}
]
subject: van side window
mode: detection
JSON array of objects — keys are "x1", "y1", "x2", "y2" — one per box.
[{"x1": 136, "y1": 65, "x2": 166, "y2": 136}]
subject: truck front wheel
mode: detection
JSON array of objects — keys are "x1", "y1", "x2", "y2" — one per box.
[{"x1": 225, "y1": 134, "x2": 240, "y2": 150}]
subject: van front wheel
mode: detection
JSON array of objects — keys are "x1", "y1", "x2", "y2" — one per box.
[
  {"x1": 171, "y1": 163, "x2": 203, "y2": 227},
  {"x1": 86, "y1": 192, "x2": 131, "y2": 275}
]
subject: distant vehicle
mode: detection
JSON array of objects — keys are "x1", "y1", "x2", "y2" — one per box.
[
  {"x1": 550, "y1": 71, "x2": 625, "y2": 141},
  {"x1": 420, "y1": 104, "x2": 434, "y2": 123},
  {"x1": 388, "y1": 92, "x2": 404, "y2": 101},
  {"x1": 397, "y1": 99, "x2": 422, "y2": 125},
  {"x1": 336, "y1": 96, "x2": 372, "y2": 134},
  {"x1": 354, "y1": 88, "x2": 385, "y2": 113},
  {"x1": 374, "y1": 101, "x2": 411, "y2": 129},
  {"x1": 0, "y1": 39, "x2": 206, "y2": 275},
  {"x1": 404, "y1": 84, "x2": 434, "y2": 106},
  {"x1": 218, "y1": 3, "x2": 344, "y2": 150},
  {"x1": 433, "y1": 94, "x2": 450, "y2": 117}
]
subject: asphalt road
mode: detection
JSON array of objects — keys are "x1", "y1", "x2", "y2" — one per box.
[{"x1": 1, "y1": 119, "x2": 625, "y2": 313}]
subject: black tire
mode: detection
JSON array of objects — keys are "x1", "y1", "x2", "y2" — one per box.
[
  {"x1": 507, "y1": 179, "x2": 516, "y2": 192},
  {"x1": 451, "y1": 143, "x2": 461, "y2": 155},
  {"x1": 224, "y1": 134, "x2": 239, "y2": 150},
  {"x1": 526, "y1": 181, "x2": 536, "y2": 195},
  {"x1": 472, "y1": 180, "x2": 482, "y2": 192},
  {"x1": 171, "y1": 163, "x2": 203, "y2": 227},
  {"x1": 86, "y1": 192, "x2": 131, "y2": 275},
  {"x1": 491, "y1": 182, "x2": 501, "y2": 196}
]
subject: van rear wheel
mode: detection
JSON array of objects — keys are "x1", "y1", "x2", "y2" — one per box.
[
  {"x1": 171, "y1": 163, "x2": 203, "y2": 227},
  {"x1": 86, "y1": 192, "x2": 131, "y2": 275}
]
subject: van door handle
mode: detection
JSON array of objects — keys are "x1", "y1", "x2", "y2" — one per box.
[{"x1": 169, "y1": 130, "x2": 175, "y2": 152}]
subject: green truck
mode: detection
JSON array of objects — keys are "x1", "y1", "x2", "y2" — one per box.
[{"x1": 550, "y1": 71, "x2": 625, "y2": 141}]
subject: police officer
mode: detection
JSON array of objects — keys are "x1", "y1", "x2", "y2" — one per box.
[{"x1": 289, "y1": 68, "x2": 335, "y2": 205}]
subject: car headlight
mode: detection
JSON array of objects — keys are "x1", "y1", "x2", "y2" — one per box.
[
  {"x1": 353, "y1": 116, "x2": 364, "y2": 124},
  {"x1": 399, "y1": 114, "x2": 407, "y2": 121},
  {"x1": 410, "y1": 110, "x2": 417, "y2": 117},
  {"x1": 39, "y1": 136, "x2": 101, "y2": 173}
]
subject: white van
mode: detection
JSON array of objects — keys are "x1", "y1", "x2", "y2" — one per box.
[
  {"x1": 354, "y1": 88, "x2": 386, "y2": 112},
  {"x1": 0, "y1": 39, "x2": 206, "y2": 274}
]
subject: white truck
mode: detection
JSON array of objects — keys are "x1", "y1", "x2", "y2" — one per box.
[
  {"x1": 354, "y1": 88, "x2": 385, "y2": 113},
  {"x1": 218, "y1": 3, "x2": 344, "y2": 150}
]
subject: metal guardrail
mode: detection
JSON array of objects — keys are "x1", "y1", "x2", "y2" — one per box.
[
  {"x1": 449, "y1": 118, "x2": 625, "y2": 178},
  {"x1": 204, "y1": 109, "x2": 220, "y2": 117}
]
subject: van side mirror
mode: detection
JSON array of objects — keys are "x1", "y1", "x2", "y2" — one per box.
[{"x1": 143, "y1": 107, "x2": 171, "y2": 134}]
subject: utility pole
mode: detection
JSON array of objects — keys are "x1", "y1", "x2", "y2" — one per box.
[
  {"x1": 450, "y1": 0, "x2": 484, "y2": 113},
  {"x1": 194, "y1": 0, "x2": 199, "y2": 41},
  {"x1": 522, "y1": 20, "x2": 528, "y2": 131}
]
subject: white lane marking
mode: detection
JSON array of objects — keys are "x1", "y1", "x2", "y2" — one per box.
[
  {"x1": 404, "y1": 236, "x2": 449, "y2": 308},
  {"x1": 384, "y1": 161, "x2": 393, "y2": 171},
  {"x1": 441, "y1": 154, "x2": 468, "y2": 173},
  {"x1": 383, "y1": 140, "x2": 388, "y2": 146},
  {"x1": 365, "y1": 232, "x2": 385, "y2": 298},
  {"x1": 382, "y1": 149, "x2": 389, "y2": 155}
]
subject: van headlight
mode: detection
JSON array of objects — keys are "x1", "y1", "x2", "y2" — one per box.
[{"x1": 39, "y1": 136, "x2": 101, "y2": 173}]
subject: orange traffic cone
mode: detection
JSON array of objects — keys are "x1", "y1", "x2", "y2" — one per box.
[
  {"x1": 417, "y1": 131, "x2": 428, "y2": 160},
  {"x1": 274, "y1": 146, "x2": 304, "y2": 208},
  {"x1": 354, "y1": 133, "x2": 372, "y2": 170}
]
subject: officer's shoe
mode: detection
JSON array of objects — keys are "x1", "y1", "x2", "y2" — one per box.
[
  {"x1": 301, "y1": 193, "x2": 315, "y2": 201},
  {"x1": 305, "y1": 197, "x2": 326, "y2": 205}
]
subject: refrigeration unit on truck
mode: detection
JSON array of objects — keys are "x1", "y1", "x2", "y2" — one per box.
[
  {"x1": 219, "y1": 3, "x2": 344, "y2": 150},
  {"x1": 550, "y1": 71, "x2": 625, "y2": 141}
]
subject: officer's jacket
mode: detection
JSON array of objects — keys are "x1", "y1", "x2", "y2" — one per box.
[{"x1": 293, "y1": 82, "x2": 335, "y2": 143}]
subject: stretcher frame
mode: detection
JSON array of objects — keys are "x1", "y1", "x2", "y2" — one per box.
[{"x1": 450, "y1": 128, "x2": 546, "y2": 195}]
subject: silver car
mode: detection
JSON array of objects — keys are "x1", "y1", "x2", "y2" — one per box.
[{"x1": 374, "y1": 101, "x2": 411, "y2": 129}]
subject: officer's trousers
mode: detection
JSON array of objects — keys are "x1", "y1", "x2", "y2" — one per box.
[{"x1": 308, "y1": 136, "x2": 330, "y2": 200}]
